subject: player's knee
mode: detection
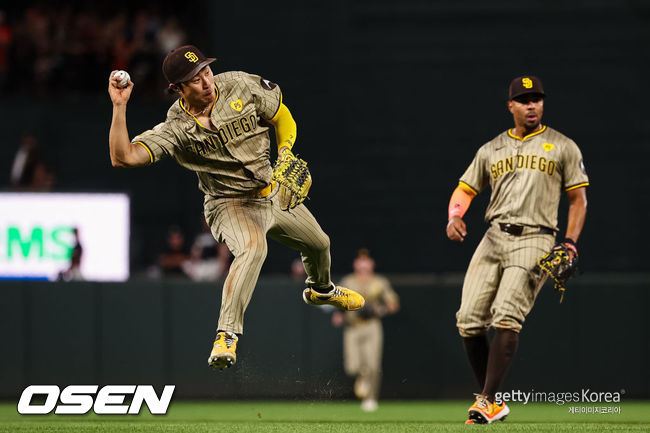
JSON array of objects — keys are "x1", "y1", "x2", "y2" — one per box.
[
  {"x1": 240, "y1": 239, "x2": 268, "y2": 265},
  {"x1": 456, "y1": 310, "x2": 489, "y2": 337},
  {"x1": 314, "y1": 232, "x2": 330, "y2": 253},
  {"x1": 457, "y1": 325, "x2": 488, "y2": 338},
  {"x1": 491, "y1": 309, "x2": 524, "y2": 333},
  {"x1": 492, "y1": 319, "x2": 523, "y2": 333},
  {"x1": 456, "y1": 320, "x2": 487, "y2": 338},
  {"x1": 303, "y1": 232, "x2": 329, "y2": 256}
]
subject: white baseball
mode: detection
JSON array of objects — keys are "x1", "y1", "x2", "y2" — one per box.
[{"x1": 114, "y1": 70, "x2": 130, "y2": 88}]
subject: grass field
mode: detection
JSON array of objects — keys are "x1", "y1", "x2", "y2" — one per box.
[{"x1": 1, "y1": 400, "x2": 649, "y2": 432}]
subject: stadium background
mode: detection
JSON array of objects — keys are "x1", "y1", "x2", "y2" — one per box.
[{"x1": 0, "y1": 0, "x2": 649, "y2": 402}]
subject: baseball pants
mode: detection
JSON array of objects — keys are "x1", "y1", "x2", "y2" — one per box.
[
  {"x1": 456, "y1": 224, "x2": 555, "y2": 337},
  {"x1": 344, "y1": 319, "x2": 383, "y2": 400},
  {"x1": 204, "y1": 191, "x2": 332, "y2": 334}
]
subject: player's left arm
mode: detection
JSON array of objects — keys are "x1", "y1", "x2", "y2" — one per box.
[
  {"x1": 268, "y1": 101, "x2": 297, "y2": 157},
  {"x1": 560, "y1": 139, "x2": 589, "y2": 258},
  {"x1": 563, "y1": 186, "x2": 587, "y2": 259},
  {"x1": 247, "y1": 73, "x2": 292, "y2": 156},
  {"x1": 384, "y1": 293, "x2": 400, "y2": 315}
]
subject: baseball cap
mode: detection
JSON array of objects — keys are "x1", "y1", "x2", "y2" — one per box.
[
  {"x1": 162, "y1": 45, "x2": 216, "y2": 84},
  {"x1": 357, "y1": 248, "x2": 371, "y2": 259},
  {"x1": 508, "y1": 76, "x2": 545, "y2": 100}
]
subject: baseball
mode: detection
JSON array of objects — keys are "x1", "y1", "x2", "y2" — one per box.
[{"x1": 114, "y1": 70, "x2": 130, "y2": 88}]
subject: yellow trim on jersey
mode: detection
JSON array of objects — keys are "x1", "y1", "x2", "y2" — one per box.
[
  {"x1": 458, "y1": 181, "x2": 478, "y2": 196},
  {"x1": 212, "y1": 84, "x2": 220, "y2": 113},
  {"x1": 179, "y1": 98, "x2": 206, "y2": 128},
  {"x1": 179, "y1": 84, "x2": 219, "y2": 128},
  {"x1": 134, "y1": 141, "x2": 153, "y2": 164},
  {"x1": 565, "y1": 182, "x2": 589, "y2": 191},
  {"x1": 508, "y1": 125, "x2": 547, "y2": 141}
]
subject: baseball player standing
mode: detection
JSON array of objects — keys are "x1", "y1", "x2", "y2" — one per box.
[
  {"x1": 446, "y1": 76, "x2": 588, "y2": 424},
  {"x1": 331, "y1": 249, "x2": 400, "y2": 412},
  {"x1": 107, "y1": 45, "x2": 364, "y2": 370}
]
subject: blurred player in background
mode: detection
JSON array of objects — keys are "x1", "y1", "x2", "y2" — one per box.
[
  {"x1": 107, "y1": 44, "x2": 364, "y2": 370},
  {"x1": 332, "y1": 249, "x2": 399, "y2": 412}
]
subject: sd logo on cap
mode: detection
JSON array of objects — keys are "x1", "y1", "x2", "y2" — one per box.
[
  {"x1": 508, "y1": 76, "x2": 545, "y2": 100},
  {"x1": 163, "y1": 45, "x2": 216, "y2": 84}
]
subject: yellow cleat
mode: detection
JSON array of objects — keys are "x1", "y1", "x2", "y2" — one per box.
[
  {"x1": 207, "y1": 331, "x2": 238, "y2": 370},
  {"x1": 467, "y1": 394, "x2": 510, "y2": 424},
  {"x1": 302, "y1": 285, "x2": 365, "y2": 311}
]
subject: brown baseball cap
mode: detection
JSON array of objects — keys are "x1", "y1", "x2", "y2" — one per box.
[
  {"x1": 162, "y1": 45, "x2": 216, "y2": 84},
  {"x1": 508, "y1": 76, "x2": 545, "y2": 100}
]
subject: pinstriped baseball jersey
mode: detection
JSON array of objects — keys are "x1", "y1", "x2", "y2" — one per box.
[
  {"x1": 459, "y1": 126, "x2": 589, "y2": 230},
  {"x1": 132, "y1": 71, "x2": 282, "y2": 196},
  {"x1": 340, "y1": 274, "x2": 398, "y2": 325}
]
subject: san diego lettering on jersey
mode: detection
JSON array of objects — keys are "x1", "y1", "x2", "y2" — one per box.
[
  {"x1": 490, "y1": 154, "x2": 557, "y2": 180},
  {"x1": 184, "y1": 113, "x2": 258, "y2": 155}
]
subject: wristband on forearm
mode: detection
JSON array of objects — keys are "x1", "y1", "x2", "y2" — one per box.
[{"x1": 448, "y1": 184, "x2": 475, "y2": 220}]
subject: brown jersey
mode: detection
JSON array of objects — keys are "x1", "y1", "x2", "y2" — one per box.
[
  {"x1": 132, "y1": 71, "x2": 282, "y2": 196},
  {"x1": 459, "y1": 126, "x2": 589, "y2": 230}
]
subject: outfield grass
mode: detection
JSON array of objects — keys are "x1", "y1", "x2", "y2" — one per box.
[{"x1": 0, "y1": 400, "x2": 648, "y2": 432}]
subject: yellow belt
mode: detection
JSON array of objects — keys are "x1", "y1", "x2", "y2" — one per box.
[
  {"x1": 214, "y1": 182, "x2": 275, "y2": 199},
  {"x1": 254, "y1": 181, "x2": 275, "y2": 198}
]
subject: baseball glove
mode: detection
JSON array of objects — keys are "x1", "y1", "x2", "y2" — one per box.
[
  {"x1": 537, "y1": 243, "x2": 579, "y2": 303},
  {"x1": 271, "y1": 149, "x2": 312, "y2": 211}
]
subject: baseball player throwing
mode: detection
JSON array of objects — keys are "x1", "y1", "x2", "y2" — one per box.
[
  {"x1": 446, "y1": 76, "x2": 588, "y2": 424},
  {"x1": 107, "y1": 45, "x2": 364, "y2": 370}
]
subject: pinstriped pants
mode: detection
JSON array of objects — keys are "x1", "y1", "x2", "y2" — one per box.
[
  {"x1": 204, "y1": 192, "x2": 332, "y2": 334},
  {"x1": 456, "y1": 224, "x2": 554, "y2": 337},
  {"x1": 344, "y1": 319, "x2": 383, "y2": 400}
]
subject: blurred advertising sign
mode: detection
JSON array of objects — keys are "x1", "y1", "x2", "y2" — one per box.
[{"x1": 0, "y1": 193, "x2": 129, "y2": 281}]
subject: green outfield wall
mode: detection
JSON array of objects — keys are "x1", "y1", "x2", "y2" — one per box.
[{"x1": 1, "y1": 276, "x2": 648, "y2": 400}]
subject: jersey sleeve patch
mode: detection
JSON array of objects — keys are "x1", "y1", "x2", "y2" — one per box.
[
  {"x1": 247, "y1": 73, "x2": 282, "y2": 120},
  {"x1": 260, "y1": 78, "x2": 277, "y2": 90}
]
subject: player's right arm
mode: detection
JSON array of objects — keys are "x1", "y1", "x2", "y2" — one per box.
[
  {"x1": 446, "y1": 182, "x2": 476, "y2": 242},
  {"x1": 107, "y1": 71, "x2": 151, "y2": 168},
  {"x1": 446, "y1": 144, "x2": 488, "y2": 242}
]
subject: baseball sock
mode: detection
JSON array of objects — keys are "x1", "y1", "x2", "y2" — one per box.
[
  {"x1": 462, "y1": 335, "x2": 490, "y2": 389},
  {"x1": 482, "y1": 328, "x2": 519, "y2": 403},
  {"x1": 311, "y1": 284, "x2": 336, "y2": 294}
]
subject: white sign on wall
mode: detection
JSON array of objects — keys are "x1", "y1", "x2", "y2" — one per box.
[{"x1": 0, "y1": 193, "x2": 130, "y2": 281}]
